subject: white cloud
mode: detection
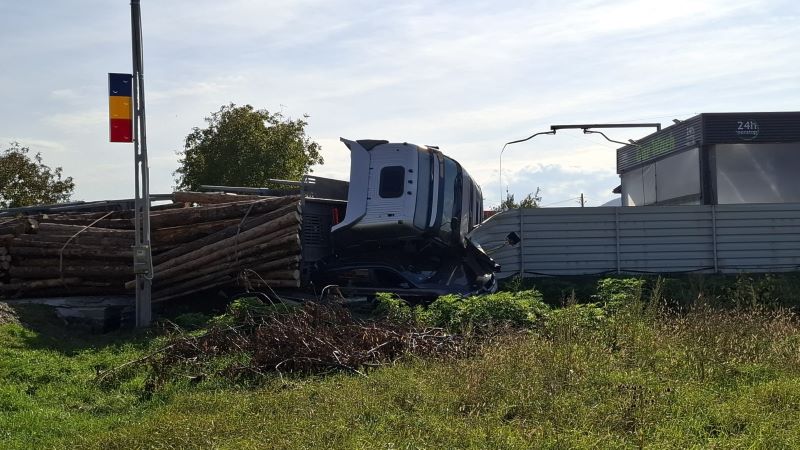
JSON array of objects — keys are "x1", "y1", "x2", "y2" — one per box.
[
  {"x1": 44, "y1": 110, "x2": 106, "y2": 131},
  {"x1": 0, "y1": 138, "x2": 67, "y2": 153},
  {"x1": 2, "y1": 0, "x2": 799, "y2": 206}
]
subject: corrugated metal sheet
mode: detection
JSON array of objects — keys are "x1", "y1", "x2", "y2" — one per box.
[{"x1": 470, "y1": 203, "x2": 800, "y2": 278}]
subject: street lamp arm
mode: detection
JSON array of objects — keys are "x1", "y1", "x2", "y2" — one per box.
[
  {"x1": 500, "y1": 130, "x2": 557, "y2": 156},
  {"x1": 582, "y1": 129, "x2": 637, "y2": 148},
  {"x1": 499, "y1": 130, "x2": 555, "y2": 209}
]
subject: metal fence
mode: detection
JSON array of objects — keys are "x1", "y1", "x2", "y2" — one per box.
[{"x1": 470, "y1": 203, "x2": 800, "y2": 278}]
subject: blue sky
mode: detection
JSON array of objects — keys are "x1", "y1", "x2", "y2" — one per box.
[{"x1": 1, "y1": 0, "x2": 798, "y2": 208}]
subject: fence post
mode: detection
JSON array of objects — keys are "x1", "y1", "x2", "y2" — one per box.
[
  {"x1": 615, "y1": 208, "x2": 621, "y2": 274},
  {"x1": 711, "y1": 205, "x2": 719, "y2": 273},
  {"x1": 519, "y1": 208, "x2": 525, "y2": 278}
]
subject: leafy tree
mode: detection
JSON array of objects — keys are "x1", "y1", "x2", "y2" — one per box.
[
  {"x1": 495, "y1": 187, "x2": 541, "y2": 211},
  {"x1": 0, "y1": 142, "x2": 74, "y2": 208},
  {"x1": 174, "y1": 104, "x2": 323, "y2": 190}
]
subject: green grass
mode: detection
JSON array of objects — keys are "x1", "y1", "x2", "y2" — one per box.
[{"x1": 2, "y1": 279, "x2": 800, "y2": 449}]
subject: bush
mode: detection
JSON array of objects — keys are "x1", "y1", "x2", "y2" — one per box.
[
  {"x1": 594, "y1": 278, "x2": 645, "y2": 311},
  {"x1": 171, "y1": 313, "x2": 210, "y2": 331},
  {"x1": 376, "y1": 290, "x2": 550, "y2": 332},
  {"x1": 208, "y1": 296, "x2": 295, "y2": 327},
  {"x1": 545, "y1": 302, "x2": 608, "y2": 335},
  {"x1": 374, "y1": 293, "x2": 416, "y2": 324}
]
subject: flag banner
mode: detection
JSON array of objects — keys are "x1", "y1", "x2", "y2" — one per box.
[{"x1": 108, "y1": 73, "x2": 133, "y2": 142}]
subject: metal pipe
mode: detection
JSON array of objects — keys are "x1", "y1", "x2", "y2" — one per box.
[{"x1": 551, "y1": 123, "x2": 661, "y2": 132}]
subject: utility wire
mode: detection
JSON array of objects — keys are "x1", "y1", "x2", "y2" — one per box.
[{"x1": 541, "y1": 197, "x2": 582, "y2": 207}]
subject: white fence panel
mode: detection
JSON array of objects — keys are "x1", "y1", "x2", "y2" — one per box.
[{"x1": 469, "y1": 203, "x2": 800, "y2": 278}]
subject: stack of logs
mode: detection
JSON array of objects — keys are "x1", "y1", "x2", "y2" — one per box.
[{"x1": 0, "y1": 193, "x2": 302, "y2": 302}]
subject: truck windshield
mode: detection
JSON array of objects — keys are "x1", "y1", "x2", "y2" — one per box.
[{"x1": 439, "y1": 157, "x2": 461, "y2": 239}]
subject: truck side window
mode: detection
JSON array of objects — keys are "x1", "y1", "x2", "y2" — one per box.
[{"x1": 379, "y1": 166, "x2": 405, "y2": 198}]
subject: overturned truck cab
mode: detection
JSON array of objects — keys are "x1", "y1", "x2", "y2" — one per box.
[{"x1": 305, "y1": 138, "x2": 498, "y2": 299}]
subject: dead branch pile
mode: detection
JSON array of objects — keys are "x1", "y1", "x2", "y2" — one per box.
[
  {"x1": 148, "y1": 302, "x2": 465, "y2": 380},
  {"x1": 0, "y1": 192, "x2": 302, "y2": 301}
]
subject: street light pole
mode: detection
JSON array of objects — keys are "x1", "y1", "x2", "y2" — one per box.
[
  {"x1": 499, "y1": 130, "x2": 555, "y2": 209},
  {"x1": 131, "y1": 0, "x2": 152, "y2": 327}
]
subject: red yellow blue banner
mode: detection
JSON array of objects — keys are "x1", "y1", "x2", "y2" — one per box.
[{"x1": 108, "y1": 73, "x2": 133, "y2": 143}]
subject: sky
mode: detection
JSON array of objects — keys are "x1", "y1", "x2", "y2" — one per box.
[{"x1": 1, "y1": 0, "x2": 798, "y2": 208}]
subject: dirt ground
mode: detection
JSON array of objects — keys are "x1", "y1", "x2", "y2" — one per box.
[{"x1": 0, "y1": 302, "x2": 19, "y2": 325}]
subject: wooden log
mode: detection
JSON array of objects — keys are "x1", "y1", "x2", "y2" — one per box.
[
  {"x1": 8, "y1": 238, "x2": 124, "y2": 249},
  {"x1": 151, "y1": 232, "x2": 300, "y2": 287},
  {"x1": 149, "y1": 195, "x2": 300, "y2": 229},
  {"x1": 11, "y1": 257, "x2": 130, "y2": 267},
  {"x1": 152, "y1": 202, "x2": 300, "y2": 264},
  {"x1": 151, "y1": 218, "x2": 241, "y2": 246},
  {"x1": 37, "y1": 223, "x2": 134, "y2": 237},
  {"x1": 39, "y1": 210, "x2": 132, "y2": 221},
  {"x1": 9, "y1": 244, "x2": 133, "y2": 259},
  {"x1": 38, "y1": 217, "x2": 133, "y2": 229},
  {"x1": 14, "y1": 233, "x2": 133, "y2": 247},
  {"x1": 128, "y1": 232, "x2": 300, "y2": 289},
  {"x1": 151, "y1": 202, "x2": 189, "y2": 211},
  {"x1": 173, "y1": 191, "x2": 271, "y2": 205},
  {"x1": 159, "y1": 253, "x2": 300, "y2": 287},
  {"x1": 8, "y1": 264, "x2": 133, "y2": 279},
  {"x1": 0, "y1": 221, "x2": 27, "y2": 236},
  {"x1": 152, "y1": 211, "x2": 300, "y2": 274},
  {"x1": 0, "y1": 277, "x2": 84, "y2": 291}
]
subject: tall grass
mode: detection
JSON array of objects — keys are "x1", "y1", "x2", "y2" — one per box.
[{"x1": 2, "y1": 277, "x2": 800, "y2": 448}]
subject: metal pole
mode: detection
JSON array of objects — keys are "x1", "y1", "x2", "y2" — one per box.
[{"x1": 131, "y1": 0, "x2": 152, "y2": 327}]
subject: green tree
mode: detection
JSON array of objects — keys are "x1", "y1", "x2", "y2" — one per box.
[
  {"x1": 174, "y1": 104, "x2": 323, "y2": 190},
  {"x1": 495, "y1": 187, "x2": 541, "y2": 211},
  {"x1": 0, "y1": 142, "x2": 75, "y2": 208}
]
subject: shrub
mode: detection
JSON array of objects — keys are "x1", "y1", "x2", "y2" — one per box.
[
  {"x1": 374, "y1": 293, "x2": 415, "y2": 324},
  {"x1": 545, "y1": 302, "x2": 608, "y2": 335},
  {"x1": 376, "y1": 290, "x2": 550, "y2": 332},
  {"x1": 594, "y1": 278, "x2": 645, "y2": 311},
  {"x1": 422, "y1": 290, "x2": 549, "y2": 331},
  {"x1": 171, "y1": 313, "x2": 210, "y2": 331}
]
